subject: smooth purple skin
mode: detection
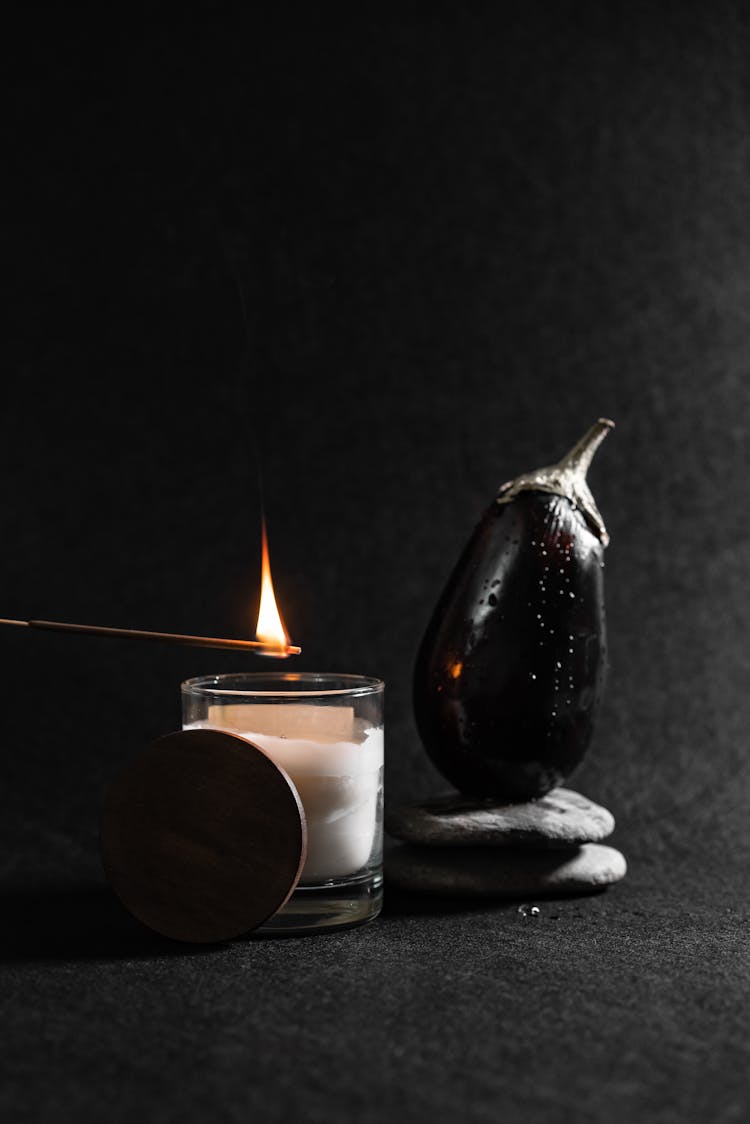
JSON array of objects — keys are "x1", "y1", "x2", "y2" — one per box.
[{"x1": 413, "y1": 491, "x2": 606, "y2": 801}]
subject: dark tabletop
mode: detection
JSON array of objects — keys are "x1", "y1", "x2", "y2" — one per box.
[{"x1": 2, "y1": 5, "x2": 749, "y2": 1122}]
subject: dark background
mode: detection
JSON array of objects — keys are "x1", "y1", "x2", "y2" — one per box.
[{"x1": 2, "y1": 5, "x2": 749, "y2": 1123}]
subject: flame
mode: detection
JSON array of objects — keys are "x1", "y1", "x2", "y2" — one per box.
[{"x1": 255, "y1": 515, "x2": 292, "y2": 654}]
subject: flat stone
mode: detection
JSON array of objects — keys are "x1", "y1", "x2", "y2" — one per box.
[
  {"x1": 386, "y1": 842, "x2": 627, "y2": 897},
  {"x1": 385, "y1": 787, "x2": 614, "y2": 849}
]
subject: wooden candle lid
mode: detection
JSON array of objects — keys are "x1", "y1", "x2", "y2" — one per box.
[{"x1": 100, "y1": 728, "x2": 306, "y2": 943}]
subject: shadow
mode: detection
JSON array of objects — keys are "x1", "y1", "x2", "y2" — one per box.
[
  {"x1": 0, "y1": 883, "x2": 227, "y2": 963},
  {"x1": 0, "y1": 880, "x2": 612, "y2": 957},
  {"x1": 382, "y1": 884, "x2": 524, "y2": 918},
  {"x1": 382, "y1": 882, "x2": 608, "y2": 919}
]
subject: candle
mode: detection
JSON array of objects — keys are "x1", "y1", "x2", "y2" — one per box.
[
  {"x1": 181, "y1": 673, "x2": 384, "y2": 933},
  {"x1": 199, "y1": 701, "x2": 383, "y2": 881}
]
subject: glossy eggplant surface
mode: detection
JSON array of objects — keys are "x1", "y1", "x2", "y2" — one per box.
[{"x1": 414, "y1": 467, "x2": 608, "y2": 801}]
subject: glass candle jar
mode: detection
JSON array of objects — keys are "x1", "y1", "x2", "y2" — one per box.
[{"x1": 181, "y1": 672, "x2": 384, "y2": 934}]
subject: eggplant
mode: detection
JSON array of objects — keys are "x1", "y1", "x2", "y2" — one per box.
[{"x1": 413, "y1": 419, "x2": 613, "y2": 802}]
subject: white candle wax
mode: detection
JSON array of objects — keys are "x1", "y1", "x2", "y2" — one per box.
[{"x1": 190, "y1": 702, "x2": 383, "y2": 882}]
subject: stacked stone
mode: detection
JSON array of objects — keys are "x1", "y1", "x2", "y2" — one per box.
[{"x1": 385, "y1": 788, "x2": 626, "y2": 898}]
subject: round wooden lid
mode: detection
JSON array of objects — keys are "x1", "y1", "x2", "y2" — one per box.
[{"x1": 100, "y1": 728, "x2": 306, "y2": 943}]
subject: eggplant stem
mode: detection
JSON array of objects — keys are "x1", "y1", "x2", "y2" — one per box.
[
  {"x1": 559, "y1": 418, "x2": 615, "y2": 479},
  {"x1": 496, "y1": 418, "x2": 615, "y2": 545}
]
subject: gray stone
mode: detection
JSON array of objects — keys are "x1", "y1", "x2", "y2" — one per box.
[
  {"x1": 385, "y1": 787, "x2": 614, "y2": 849},
  {"x1": 386, "y1": 842, "x2": 627, "y2": 897}
]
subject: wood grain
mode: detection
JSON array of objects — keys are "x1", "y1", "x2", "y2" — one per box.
[{"x1": 100, "y1": 729, "x2": 306, "y2": 943}]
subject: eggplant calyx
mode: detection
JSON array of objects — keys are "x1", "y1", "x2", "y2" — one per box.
[{"x1": 496, "y1": 418, "x2": 614, "y2": 545}]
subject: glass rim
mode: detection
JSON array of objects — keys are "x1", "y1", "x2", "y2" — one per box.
[{"x1": 181, "y1": 671, "x2": 384, "y2": 700}]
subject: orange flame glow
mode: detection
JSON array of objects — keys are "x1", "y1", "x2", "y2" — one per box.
[{"x1": 255, "y1": 515, "x2": 292, "y2": 655}]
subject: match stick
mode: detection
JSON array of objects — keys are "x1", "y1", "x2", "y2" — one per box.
[{"x1": 0, "y1": 618, "x2": 301, "y2": 657}]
